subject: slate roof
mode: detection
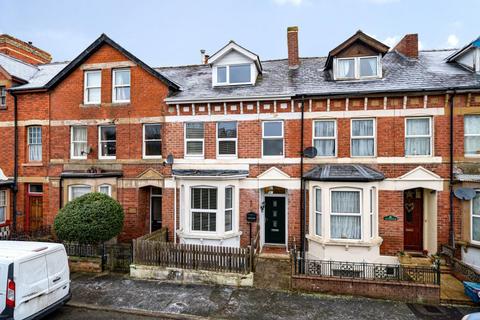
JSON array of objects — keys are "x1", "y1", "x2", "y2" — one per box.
[
  {"x1": 159, "y1": 49, "x2": 480, "y2": 103},
  {"x1": 0, "y1": 52, "x2": 39, "y2": 82},
  {"x1": 172, "y1": 169, "x2": 249, "y2": 178},
  {"x1": 304, "y1": 164, "x2": 385, "y2": 182}
]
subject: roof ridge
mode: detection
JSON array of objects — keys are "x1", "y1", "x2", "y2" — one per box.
[
  {"x1": 420, "y1": 48, "x2": 457, "y2": 52},
  {"x1": 0, "y1": 51, "x2": 39, "y2": 70}
]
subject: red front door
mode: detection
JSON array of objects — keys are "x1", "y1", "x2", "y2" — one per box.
[{"x1": 404, "y1": 188, "x2": 423, "y2": 252}]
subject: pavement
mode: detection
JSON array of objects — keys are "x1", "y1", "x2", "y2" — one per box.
[
  {"x1": 49, "y1": 305, "x2": 168, "y2": 319},
  {"x1": 66, "y1": 273, "x2": 480, "y2": 320}
]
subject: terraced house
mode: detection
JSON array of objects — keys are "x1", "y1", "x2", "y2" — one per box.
[{"x1": 0, "y1": 28, "x2": 479, "y2": 268}]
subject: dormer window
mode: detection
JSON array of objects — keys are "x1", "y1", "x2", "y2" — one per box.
[
  {"x1": 335, "y1": 56, "x2": 380, "y2": 80},
  {"x1": 215, "y1": 64, "x2": 252, "y2": 85}
]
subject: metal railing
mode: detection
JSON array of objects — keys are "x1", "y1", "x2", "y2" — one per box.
[
  {"x1": 292, "y1": 252, "x2": 440, "y2": 285},
  {"x1": 441, "y1": 244, "x2": 480, "y2": 283}
]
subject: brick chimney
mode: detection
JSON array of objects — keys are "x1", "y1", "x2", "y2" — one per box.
[
  {"x1": 287, "y1": 26, "x2": 299, "y2": 69},
  {"x1": 0, "y1": 34, "x2": 52, "y2": 64},
  {"x1": 394, "y1": 34, "x2": 418, "y2": 59}
]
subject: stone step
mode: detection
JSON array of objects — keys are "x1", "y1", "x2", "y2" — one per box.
[{"x1": 253, "y1": 255, "x2": 291, "y2": 290}]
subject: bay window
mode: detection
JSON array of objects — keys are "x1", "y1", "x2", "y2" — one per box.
[
  {"x1": 191, "y1": 187, "x2": 217, "y2": 232},
  {"x1": 217, "y1": 121, "x2": 237, "y2": 157},
  {"x1": 99, "y1": 126, "x2": 116, "y2": 159},
  {"x1": 262, "y1": 121, "x2": 284, "y2": 157},
  {"x1": 143, "y1": 124, "x2": 162, "y2": 158},
  {"x1": 84, "y1": 70, "x2": 101, "y2": 104},
  {"x1": 112, "y1": 69, "x2": 131, "y2": 103},
  {"x1": 68, "y1": 185, "x2": 91, "y2": 201},
  {"x1": 71, "y1": 126, "x2": 88, "y2": 159},
  {"x1": 315, "y1": 188, "x2": 322, "y2": 236},
  {"x1": 98, "y1": 184, "x2": 112, "y2": 196},
  {"x1": 405, "y1": 117, "x2": 432, "y2": 156},
  {"x1": 28, "y1": 126, "x2": 42, "y2": 162},
  {"x1": 185, "y1": 122, "x2": 204, "y2": 157},
  {"x1": 330, "y1": 190, "x2": 361, "y2": 240},
  {"x1": 313, "y1": 120, "x2": 336, "y2": 157},
  {"x1": 225, "y1": 187, "x2": 233, "y2": 232},
  {"x1": 0, "y1": 86, "x2": 6, "y2": 108},
  {"x1": 472, "y1": 191, "x2": 480, "y2": 244},
  {"x1": 465, "y1": 115, "x2": 480, "y2": 156},
  {"x1": 0, "y1": 190, "x2": 6, "y2": 224},
  {"x1": 351, "y1": 119, "x2": 375, "y2": 157}
]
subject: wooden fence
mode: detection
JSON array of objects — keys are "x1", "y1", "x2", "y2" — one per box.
[{"x1": 133, "y1": 239, "x2": 252, "y2": 274}]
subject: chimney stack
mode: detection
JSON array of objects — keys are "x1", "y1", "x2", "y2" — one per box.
[
  {"x1": 287, "y1": 26, "x2": 299, "y2": 69},
  {"x1": 394, "y1": 34, "x2": 418, "y2": 59},
  {"x1": 200, "y1": 49, "x2": 209, "y2": 64},
  {"x1": 0, "y1": 34, "x2": 51, "y2": 65}
]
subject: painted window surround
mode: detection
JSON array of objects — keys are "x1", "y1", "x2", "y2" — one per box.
[
  {"x1": 178, "y1": 178, "x2": 241, "y2": 240},
  {"x1": 213, "y1": 64, "x2": 255, "y2": 86},
  {"x1": 62, "y1": 178, "x2": 117, "y2": 205},
  {"x1": 333, "y1": 55, "x2": 382, "y2": 80},
  {"x1": 307, "y1": 181, "x2": 381, "y2": 247}
]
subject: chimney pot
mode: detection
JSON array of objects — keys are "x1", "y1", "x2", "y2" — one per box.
[
  {"x1": 200, "y1": 49, "x2": 208, "y2": 64},
  {"x1": 287, "y1": 26, "x2": 300, "y2": 69},
  {"x1": 394, "y1": 34, "x2": 418, "y2": 59}
]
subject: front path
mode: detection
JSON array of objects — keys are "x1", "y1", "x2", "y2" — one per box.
[{"x1": 69, "y1": 273, "x2": 479, "y2": 320}]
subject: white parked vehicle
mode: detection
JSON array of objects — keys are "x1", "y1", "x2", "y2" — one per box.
[{"x1": 0, "y1": 241, "x2": 71, "y2": 320}]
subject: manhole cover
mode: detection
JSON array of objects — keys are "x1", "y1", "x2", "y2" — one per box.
[{"x1": 407, "y1": 304, "x2": 463, "y2": 320}]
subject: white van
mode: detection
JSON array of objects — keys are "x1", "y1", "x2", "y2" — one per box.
[{"x1": 0, "y1": 241, "x2": 71, "y2": 320}]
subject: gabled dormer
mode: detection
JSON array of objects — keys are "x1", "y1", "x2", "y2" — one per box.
[
  {"x1": 325, "y1": 30, "x2": 389, "y2": 81},
  {"x1": 446, "y1": 36, "x2": 480, "y2": 73},
  {"x1": 208, "y1": 41, "x2": 262, "y2": 87}
]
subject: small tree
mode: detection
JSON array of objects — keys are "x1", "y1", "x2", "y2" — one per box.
[{"x1": 54, "y1": 192, "x2": 124, "y2": 244}]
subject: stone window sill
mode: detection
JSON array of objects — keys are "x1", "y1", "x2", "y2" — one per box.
[
  {"x1": 306, "y1": 234, "x2": 383, "y2": 248},
  {"x1": 22, "y1": 162, "x2": 44, "y2": 167}
]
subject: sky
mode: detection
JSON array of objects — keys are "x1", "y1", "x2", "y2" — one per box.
[{"x1": 1, "y1": 0, "x2": 478, "y2": 67}]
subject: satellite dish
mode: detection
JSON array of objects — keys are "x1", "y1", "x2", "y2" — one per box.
[
  {"x1": 165, "y1": 154, "x2": 174, "y2": 165},
  {"x1": 454, "y1": 188, "x2": 477, "y2": 200},
  {"x1": 303, "y1": 147, "x2": 317, "y2": 159}
]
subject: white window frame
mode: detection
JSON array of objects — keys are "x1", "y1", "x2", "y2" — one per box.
[
  {"x1": 464, "y1": 115, "x2": 480, "y2": 157},
  {"x1": 330, "y1": 188, "x2": 362, "y2": 241},
  {"x1": 190, "y1": 186, "x2": 218, "y2": 233},
  {"x1": 313, "y1": 119, "x2": 337, "y2": 157},
  {"x1": 143, "y1": 124, "x2": 162, "y2": 159},
  {"x1": 405, "y1": 117, "x2": 433, "y2": 157},
  {"x1": 225, "y1": 186, "x2": 234, "y2": 233},
  {"x1": 351, "y1": 118, "x2": 376, "y2": 157},
  {"x1": 112, "y1": 68, "x2": 131, "y2": 103},
  {"x1": 84, "y1": 70, "x2": 101, "y2": 105},
  {"x1": 314, "y1": 188, "x2": 322, "y2": 237},
  {"x1": 68, "y1": 184, "x2": 92, "y2": 202},
  {"x1": 185, "y1": 122, "x2": 205, "y2": 158},
  {"x1": 0, "y1": 86, "x2": 6, "y2": 108},
  {"x1": 98, "y1": 184, "x2": 112, "y2": 196},
  {"x1": 98, "y1": 125, "x2": 116, "y2": 160},
  {"x1": 70, "y1": 126, "x2": 88, "y2": 160},
  {"x1": 27, "y1": 126, "x2": 42, "y2": 162},
  {"x1": 0, "y1": 190, "x2": 6, "y2": 224},
  {"x1": 334, "y1": 55, "x2": 381, "y2": 80},
  {"x1": 217, "y1": 121, "x2": 238, "y2": 158},
  {"x1": 213, "y1": 64, "x2": 253, "y2": 86},
  {"x1": 369, "y1": 187, "x2": 376, "y2": 239},
  {"x1": 262, "y1": 121, "x2": 284, "y2": 158},
  {"x1": 472, "y1": 191, "x2": 480, "y2": 245}
]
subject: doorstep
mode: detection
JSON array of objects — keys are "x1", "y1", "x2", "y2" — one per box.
[{"x1": 261, "y1": 244, "x2": 289, "y2": 257}]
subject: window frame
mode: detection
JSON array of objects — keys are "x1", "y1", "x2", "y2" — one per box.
[
  {"x1": 214, "y1": 64, "x2": 253, "y2": 86},
  {"x1": 27, "y1": 126, "x2": 42, "y2": 162},
  {"x1": 143, "y1": 123, "x2": 162, "y2": 159},
  {"x1": 112, "y1": 68, "x2": 131, "y2": 103},
  {"x1": 330, "y1": 188, "x2": 363, "y2": 241},
  {"x1": 334, "y1": 55, "x2": 381, "y2": 80},
  {"x1": 262, "y1": 121, "x2": 284, "y2": 158},
  {"x1": 190, "y1": 186, "x2": 218, "y2": 233},
  {"x1": 217, "y1": 121, "x2": 238, "y2": 158},
  {"x1": 405, "y1": 117, "x2": 433, "y2": 157},
  {"x1": 0, "y1": 190, "x2": 7, "y2": 224},
  {"x1": 313, "y1": 119, "x2": 337, "y2": 157},
  {"x1": 314, "y1": 188, "x2": 322, "y2": 237},
  {"x1": 84, "y1": 70, "x2": 101, "y2": 105},
  {"x1": 185, "y1": 122, "x2": 205, "y2": 158},
  {"x1": 98, "y1": 125, "x2": 116, "y2": 160},
  {"x1": 369, "y1": 187, "x2": 376, "y2": 239},
  {"x1": 471, "y1": 191, "x2": 480, "y2": 245},
  {"x1": 225, "y1": 186, "x2": 234, "y2": 232},
  {"x1": 70, "y1": 126, "x2": 88, "y2": 160},
  {"x1": 464, "y1": 115, "x2": 480, "y2": 157},
  {"x1": 98, "y1": 184, "x2": 112, "y2": 196},
  {"x1": 0, "y1": 86, "x2": 6, "y2": 109},
  {"x1": 68, "y1": 184, "x2": 92, "y2": 202},
  {"x1": 350, "y1": 118, "x2": 376, "y2": 157}
]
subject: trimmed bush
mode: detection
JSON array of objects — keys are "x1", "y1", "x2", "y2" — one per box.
[{"x1": 54, "y1": 192, "x2": 124, "y2": 244}]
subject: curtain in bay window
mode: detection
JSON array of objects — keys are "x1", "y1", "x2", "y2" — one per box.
[
  {"x1": 331, "y1": 191, "x2": 361, "y2": 239},
  {"x1": 0, "y1": 191, "x2": 5, "y2": 223},
  {"x1": 473, "y1": 193, "x2": 480, "y2": 242},
  {"x1": 315, "y1": 189, "x2": 322, "y2": 236}
]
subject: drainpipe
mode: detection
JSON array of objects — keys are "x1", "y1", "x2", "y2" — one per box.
[
  {"x1": 449, "y1": 91, "x2": 456, "y2": 249},
  {"x1": 10, "y1": 91, "x2": 18, "y2": 232},
  {"x1": 173, "y1": 175, "x2": 177, "y2": 243},
  {"x1": 300, "y1": 95, "x2": 306, "y2": 257}
]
